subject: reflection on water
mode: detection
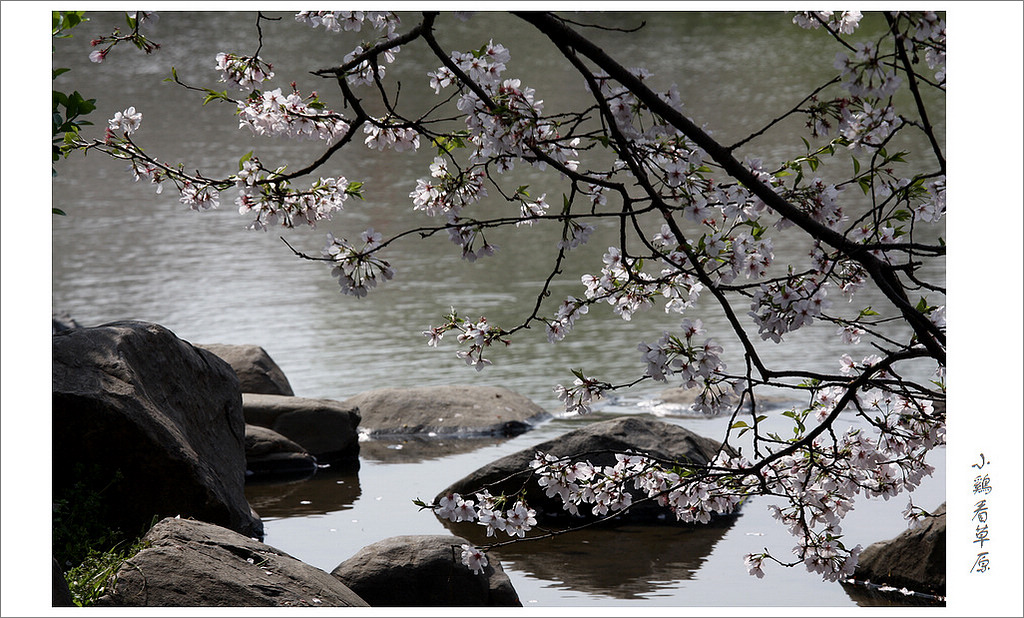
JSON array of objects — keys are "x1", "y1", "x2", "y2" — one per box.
[
  {"x1": 246, "y1": 467, "x2": 360, "y2": 519},
  {"x1": 442, "y1": 518, "x2": 737, "y2": 600},
  {"x1": 358, "y1": 436, "x2": 509, "y2": 464}
]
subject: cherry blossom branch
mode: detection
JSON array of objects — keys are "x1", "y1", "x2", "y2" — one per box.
[
  {"x1": 515, "y1": 11, "x2": 945, "y2": 364},
  {"x1": 885, "y1": 12, "x2": 945, "y2": 173}
]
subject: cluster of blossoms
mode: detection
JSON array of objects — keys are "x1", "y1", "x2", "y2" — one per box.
[
  {"x1": 534, "y1": 451, "x2": 749, "y2": 522},
  {"x1": 234, "y1": 157, "x2": 356, "y2": 230},
  {"x1": 107, "y1": 106, "x2": 142, "y2": 136},
  {"x1": 427, "y1": 41, "x2": 580, "y2": 175},
  {"x1": 545, "y1": 297, "x2": 589, "y2": 343},
  {"x1": 912, "y1": 177, "x2": 946, "y2": 223},
  {"x1": 909, "y1": 12, "x2": 946, "y2": 82},
  {"x1": 745, "y1": 380, "x2": 943, "y2": 581},
  {"x1": 104, "y1": 107, "x2": 224, "y2": 211},
  {"x1": 558, "y1": 219, "x2": 596, "y2": 251},
  {"x1": 840, "y1": 101, "x2": 901, "y2": 153},
  {"x1": 553, "y1": 372, "x2": 610, "y2": 415},
  {"x1": 408, "y1": 157, "x2": 496, "y2": 263},
  {"x1": 237, "y1": 87, "x2": 350, "y2": 143},
  {"x1": 363, "y1": 120, "x2": 420, "y2": 152},
  {"x1": 215, "y1": 52, "x2": 274, "y2": 90},
  {"x1": 410, "y1": 157, "x2": 489, "y2": 219},
  {"x1": 296, "y1": 12, "x2": 403, "y2": 85},
  {"x1": 637, "y1": 319, "x2": 738, "y2": 414},
  {"x1": 295, "y1": 10, "x2": 400, "y2": 35},
  {"x1": 581, "y1": 247, "x2": 658, "y2": 321},
  {"x1": 178, "y1": 181, "x2": 221, "y2": 211},
  {"x1": 321, "y1": 229, "x2": 395, "y2": 297},
  {"x1": 792, "y1": 10, "x2": 864, "y2": 34},
  {"x1": 437, "y1": 491, "x2": 539, "y2": 538},
  {"x1": 422, "y1": 310, "x2": 509, "y2": 371},
  {"x1": 749, "y1": 277, "x2": 833, "y2": 343}
]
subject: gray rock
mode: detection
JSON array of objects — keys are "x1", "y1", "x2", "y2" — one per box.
[
  {"x1": 243, "y1": 393, "x2": 360, "y2": 467},
  {"x1": 98, "y1": 518, "x2": 368, "y2": 607},
  {"x1": 245, "y1": 424, "x2": 317, "y2": 482},
  {"x1": 852, "y1": 502, "x2": 946, "y2": 596},
  {"x1": 331, "y1": 534, "x2": 520, "y2": 606},
  {"x1": 342, "y1": 385, "x2": 550, "y2": 438},
  {"x1": 196, "y1": 343, "x2": 295, "y2": 396},
  {"x1": 437, "y1": 415, "x2": 732, "y2": 524},
  {"x1": 52, "y1": 321, "x2": 263, "y2": 541}
]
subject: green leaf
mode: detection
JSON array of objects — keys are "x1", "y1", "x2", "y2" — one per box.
[
  {"x1": 731, "y1": 420, "x2": 749, "y2": 429},
  {"x1": 53, "y1": 207, "x2": 67, "y2": 216},
  {"x1": 858, "y1": 306, "x2": 879, "y2": 317},
  {"x1": 915, "y1": 297, "x2": 930, "y2": 312},
  {"x1": 852, "y1": 156, "x2": 860, "y2": 175},
  {"x1": 201, "y1": 89, "x2": 229, "y2": 105},
  {"x1": 858, "y1": 177, "x2": 872, "y2": 195},
  {"x1": 345, "y1": 181, "x2": 365, "y2": 199},
  {"x1": 238, "y1": 150, "x2": 254, "y2": 170}
]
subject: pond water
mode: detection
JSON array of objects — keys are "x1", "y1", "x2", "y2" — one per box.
[{"x1": 51, "y1": 10, "x2": 948, "y2": 609}]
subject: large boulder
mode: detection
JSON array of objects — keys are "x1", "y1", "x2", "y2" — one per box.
[
  {"x1": 851, "y1": 503, "x2": 946, "y2": 597},
  {"x1": 342, "y1": 385, "x2": 550, "y2": 438},
  {"x1": 330, "y1": 534, "x2": 520, "y2": 606},
  {"x1": 242, "y1": 393, "x2": 360, "y2": 468},
  {"x1": 52, "y1": 321, "x2": 263, "y2": 543},
  {"x1": 244, "y1": 424, "x2": 318, "y2": 482},
  {"x1": 196, "y1": 344, "x2": 294, "y2": 396},
  {"x1": 437, "y1": 415, "x2": 732, "y2": 524},
  {"x1": 97, "y1": 518, "x2": 368, "y2": 607}
]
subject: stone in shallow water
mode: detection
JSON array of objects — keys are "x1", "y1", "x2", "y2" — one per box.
[
  {"x1": 847, "y1": 502, "x2": 946, "y2": 598},
  {"x1": 98, "y1": 518, "x2": 368, "y2": 607},
  {"x1": 342, "y1": 384, "x2": 550, "y2": 438},
  {"x1": 242, "y1": 393, "x2": 360, "y2": 468},
  {"x1": 331, "y1": 534, "x2": 520, "y2": 607},
  {"x1": 436, "y1": 415, "x2": 734, "y2": 525}
]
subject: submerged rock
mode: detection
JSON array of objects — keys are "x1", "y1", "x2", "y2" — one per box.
[
  {"x1": 197, "y1": 343, "x2": 295, "y2": 396},
  {"x1": 52, "y1": 321, "x2": 263, "y2": 542},
  {"x1": 242, "y1": 393, "x2": 360, "y2": 468},
  {"x1": 331, "y1": 534, "x2": 520, "y2": 606},
  {"x1": 98, "y1": 518, "x2": 368, "y2": 607},
  {"x1": 436, "y1": 415, "x2": 732, "y2": 524},
  {"x1": 343, "y1": 385, "x2": 550, "y2": 438}
]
